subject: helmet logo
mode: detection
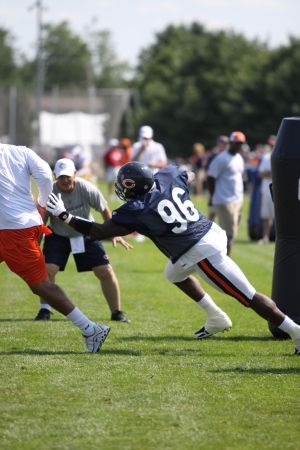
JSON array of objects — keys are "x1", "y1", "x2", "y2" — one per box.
[{"x1": 122, "y1": 179, "x2": 135, "y2": 189}]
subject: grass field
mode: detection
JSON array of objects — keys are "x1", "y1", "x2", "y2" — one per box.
[{"x1": 0, "y1": 187, "x2": 300, "y2": 450}]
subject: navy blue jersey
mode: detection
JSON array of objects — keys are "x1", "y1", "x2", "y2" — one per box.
[{"x1": 112, "y1": 165, "x2": 212, "y2": 263}]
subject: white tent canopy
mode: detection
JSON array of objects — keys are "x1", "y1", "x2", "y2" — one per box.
[{"x1": 39, "y1": 111, "x2": 109, "y2": 147}]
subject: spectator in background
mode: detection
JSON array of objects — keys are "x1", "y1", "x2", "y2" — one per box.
[
  {"x1": 131, "y1": 125, "x2": 168, "y2": 242},
  {"x1": 205, "y1": 135, "x2": 229, "y2": 221},
  {"x1": 35, "y1": 158, "x2": 131, "y2": 322},
  {"x1": 248, "y1": 143, "x2": 263, "y2": 167},
  {"x1": 257, "y1": 135, "x2": 276, "y2": 244},
  {"x1": 71, "y1": 145, "x2": 92, "y2": 180},
  {"x1": 190, "y1": 142, "x2": 206, "y2": 199},
  {"x1": 120, "y1": 138, "x2": 133, "y2": 164},
  {"x1": 0, "y1": 144, "x2": 110, "y2": 352},
  {"x1": 103, "y1": 139, "x2": 124, "y2": 200},
  {"x1": 131, "y1": 125, "x2": 167, "y2": 174},
  {"x1": 267, "y1": 134, "x2": 276, "y2": 150},
  {"x1": 207, "y1": 131, "x2": 246, "y2": 256}
]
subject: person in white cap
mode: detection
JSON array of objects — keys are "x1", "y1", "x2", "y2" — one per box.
[
  {"x1": 131, "y1": 126, "x2": 167, "y2": 175},
  {"x1": 0, "y1": 145, "x2": 110, "y2": 352},
  {"x1": 207, "y1": 131, "x2": 246, "y2": 256},
  {"x1": 130, "y1": 126, "x2": 168, "y2": 242},
  {"x1": 103, "y1": 139, "x2": 124, "y2": 200},
  {"x1": 35, "y1": 158, "x2": 132, "y2": 323}
]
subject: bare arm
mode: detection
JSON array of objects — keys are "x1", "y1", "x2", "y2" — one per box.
[
  {"x1": 132, "y1": 144, "x2": 146, "y2": 161},
  {"x1": 207, "y1": 176, "x2": 216, "y2": 206},
  {"x1": 207, "y1": 176, "x2": 215, "y2": 197},
  {"x1": 100, "y1": 205, "x2": 133, "y2": 250},
  {"x1": 101, "y1": 204, "x2": 112, "y2": 222},
  {"x1": 70, "y1": 217, "x2": 130, "y2": 241},
  {"x1": 258, "y1": 170, "x2": 272, "y2": 179},
  {"x1": 147, "y1": 160, "x2": 167, "y2": 169}
]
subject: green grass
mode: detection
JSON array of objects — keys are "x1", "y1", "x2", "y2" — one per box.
[{"x1": 1, "y1": 188, "x2": 300, "y2": 450}]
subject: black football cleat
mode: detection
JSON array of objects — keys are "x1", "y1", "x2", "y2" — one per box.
[
  {"x1": 34, "y1": 308, "x2": 52, "y2": 321},
  {"x1": 111, "y1": 309, "x2": 130, "y2": 323}
]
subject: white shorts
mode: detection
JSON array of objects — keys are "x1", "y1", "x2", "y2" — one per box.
[
  {"x1": 260, "y1": 193, "x2": 274, "y2": 219},
  {"x1": 164, "y1": 223, "x2": 256, "y2": 307}
]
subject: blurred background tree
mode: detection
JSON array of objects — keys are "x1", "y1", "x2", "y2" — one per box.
[
  {"x1": 1, "y1": 20, "x2": 300, "y2": 156},
  {"x1": 0, "y1": 28, "x2": 19, "y2": 85}
]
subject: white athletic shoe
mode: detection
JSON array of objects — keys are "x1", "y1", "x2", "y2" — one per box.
[
  {"x1": 292, "y1": 328, "x2": 300, "y2": 355},
  {"x1": 194, "y1": 310, "x2": 232, "y2": 340},
  {"x1": 83, "y1": 323, "x2": 110, "y2": 353}
]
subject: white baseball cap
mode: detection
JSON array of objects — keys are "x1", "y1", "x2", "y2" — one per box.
[
  {"x1": 54, "y1": 158, "x2": 76, "y2": 178},
  {"x1": 139, "y1": 125, "x2": 153, "y2": 139},
  {"x1": 108, "y1": 138, "x2": 119, "y2": 148}
]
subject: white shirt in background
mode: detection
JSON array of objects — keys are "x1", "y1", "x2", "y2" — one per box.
[
  {"x1": 259, "y1": 152, "x2": 272, "y2": 197},
  {"x1": 131, "y1": 139, "x2": 167, "y2": 175},
  {"x1": 208, "y1": 150, "x2": 244, "y2": 205}
]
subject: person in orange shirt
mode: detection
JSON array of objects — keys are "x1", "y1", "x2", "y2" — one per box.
[{"x1": 120, "y1": 138, "x2": 133, "y2": 164}]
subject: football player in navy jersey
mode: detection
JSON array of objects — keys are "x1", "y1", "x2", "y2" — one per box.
[{"x1": 46, "y1": 162, "x2": 300, "y2": 354}]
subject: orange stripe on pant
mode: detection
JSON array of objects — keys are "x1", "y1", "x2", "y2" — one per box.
[{"x1": 199, "y1": 259, "x2": 250, "y2": 306}]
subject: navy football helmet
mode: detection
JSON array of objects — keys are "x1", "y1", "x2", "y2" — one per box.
[{"x1": 115, "y1": 162, "x2": 154, "y2": 202}]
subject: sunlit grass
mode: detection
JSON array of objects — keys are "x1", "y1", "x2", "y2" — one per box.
[{"x1": 1, "y1": 186, "x2": 299, "y2": 449}]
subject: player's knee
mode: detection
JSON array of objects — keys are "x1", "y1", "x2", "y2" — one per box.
[
  {"x1": 164, "y1": 265, "x2": 180, "y2": 283},
  {"x1": 95, "y1": 264, "x2": 114, "y2": 281}
]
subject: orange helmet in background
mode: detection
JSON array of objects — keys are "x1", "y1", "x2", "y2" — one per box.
[
  {"x1": 229, "y1": 131, "x2": 246, "y2": 143},
  {"x1": 120, "y1": 138, "x2": 131, "y2": 148}
]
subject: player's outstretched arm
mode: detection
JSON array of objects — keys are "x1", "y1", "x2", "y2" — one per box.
[{"x1": 46, "y1": 193, "x2": 130, "y2": 241}]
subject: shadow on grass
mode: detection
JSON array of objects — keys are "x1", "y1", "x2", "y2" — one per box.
[
  {"x1": 210, "y1": 367, "x2": 300, "y2": 374},
  {"x1": 0, "y1": 318, "x2": 67, "y2": 322},
  {"x1": 0, "y1": 349, "x2": 141, "y2": 356},
  {"x1": 117, "y1": 335, "x2": 275, "y2": 342}
]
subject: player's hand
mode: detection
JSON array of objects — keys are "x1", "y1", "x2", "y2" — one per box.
[
  {"x1": 112, "y1": 236, "x2": 133, "y2": 251},
  {"x1": 46, "y1": 193, "x2": 66, "y2": 215},
  {"x1": 46, "y1": 193, "x2": 70, "y2": 222}
]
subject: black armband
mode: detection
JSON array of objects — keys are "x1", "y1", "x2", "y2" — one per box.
[{"x1": 71, "y1": 216, "x2": 94, "y2": 236}]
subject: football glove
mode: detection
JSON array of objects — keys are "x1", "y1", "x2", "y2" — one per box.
[{"x1": 46, "y1": 193, "x2": 72, "y2": 223}]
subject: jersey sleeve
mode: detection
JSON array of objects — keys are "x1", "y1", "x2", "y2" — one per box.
[
  {"x1": 111, "y1": 203, "x2": 141, "y2": 233},
  {"x1": 155, "y1": 164, "x2": 187, "y2": 190},
  {"x1": 27, "y1": 148, "x2": 53, "y2": 207}
]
